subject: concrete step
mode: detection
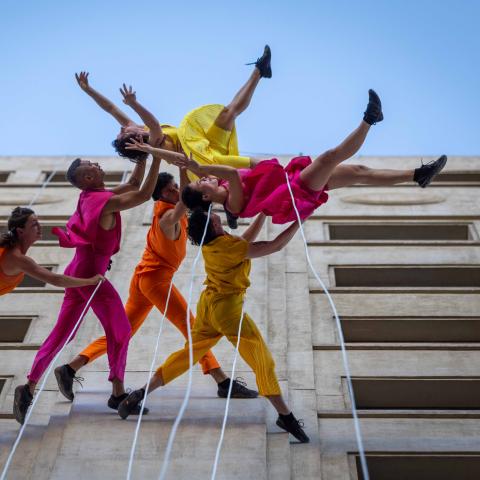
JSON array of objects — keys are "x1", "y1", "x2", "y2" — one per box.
[{"x1": 48, "y1": 380, "x2": 268, "y2": 480}]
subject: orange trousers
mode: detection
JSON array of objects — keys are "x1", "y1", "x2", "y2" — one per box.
[{"x1": 79, "y1": 269, "x2": 220, "y2": 374}]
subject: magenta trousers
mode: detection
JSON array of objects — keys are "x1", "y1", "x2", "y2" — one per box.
[{"x1": 28, "y1": 279, "x2": 131, "y2": 383}]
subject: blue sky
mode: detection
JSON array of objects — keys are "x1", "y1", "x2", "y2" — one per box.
[{"x1": 1, "y1": 0, "x2": 479, "y2": 157}]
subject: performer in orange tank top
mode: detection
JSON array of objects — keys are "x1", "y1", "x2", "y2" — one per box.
[{"x1": 61, "y1": 167, "x2": 258, "y2": 404}]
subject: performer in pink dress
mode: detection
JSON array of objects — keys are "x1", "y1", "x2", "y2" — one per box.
[
  {"x1": 129, "y1": 89, "x2": 447, "y2": 225},
  {"x1": 13, "y1": 87, "x2": 164, "y2": 425}
]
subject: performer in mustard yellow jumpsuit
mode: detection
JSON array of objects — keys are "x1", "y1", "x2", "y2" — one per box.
[{"x1": 117, "y1": 210, "x2": 310, "y2": 443}]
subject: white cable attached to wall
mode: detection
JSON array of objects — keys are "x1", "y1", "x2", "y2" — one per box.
[
  {"x1": 157, "y1": 204, "x2": 213, "y2": 480},
  {"x1": 284, "y1": 172, "x2": 370, "y2": 480}
]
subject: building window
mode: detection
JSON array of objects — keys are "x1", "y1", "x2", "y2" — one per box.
[
  {"x1": 333, "y1": 266, "x2": 480, "y2": 288},
  {"x1": 354, "y1": 453, "x2": 480, "y2": 480},
  {"x1": 0, "y1": 172, "x2": 10, "y2": 183},
  {"x1": 19, "y1": 266, "x2": 55, "y2": 288},
  {"x1": 0, "y1": 316, "x2": 33, "y2": 342},
  {"x1": 351, "y1": 377, "x2": 480, "y2": 409}
]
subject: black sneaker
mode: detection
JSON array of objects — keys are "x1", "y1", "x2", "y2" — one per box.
[
  {"x1": 225, "y1": 209, "x2": 239, "y2": 230},
  {"x1": 414, "y1": 155, "x2": 448, "y2": 188},
  {"x1": 246, "y1": 45, "x2": 272, "y2": 78},
  {"x1": 54, "y1": 364, "x2": 83, "y2": 401},
  {"x1": 108, "y1": 393, "x2": 149, "y2": 415},
  {"x1": 217, "y1": 377, "x2": 259, "y2": 398},
  {"x1": 276, "y1": 413, "x2": 310, "y2": 443},
  {"x1": 118, "y1": 389, "x2": 146, "y2": 420},
  {"x1": 363, "y1": 89, "x2": 384, "y2": 125},
  {"x1": 13, "y1": 384, "x2": 33, "y2": 425}
]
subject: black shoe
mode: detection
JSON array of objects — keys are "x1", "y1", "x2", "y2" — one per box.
[
  {"x1": 108, "y1": 393, "x2": 149, "y2": 415},
  {"x1": 225, "y1": 210, "x2": 239, "y2": 230},
  {"x1": 13, "y1": 384, "x2": 33, "y2": 425},
  {"x1": 54, "y1": 364, "x2": 83, "y2": 402},
  {"x1": 276, "y1": 413, "x2": 310, "y2": 443},
  {"x1": 217, "y1": 377, "x2": 259, "y2": 399},
  {"x1": 414, "y1": 155, "x2": 447, "y2": 188},
  {"x1": 246, "y1": 45, "x2": 272, "y2": 78},
  {"x1": 363, "y1": 89, "x2": 384, "y2": 125},
  {"x1": 118, "y1": 389, "x2": 146, "y2": 420}
]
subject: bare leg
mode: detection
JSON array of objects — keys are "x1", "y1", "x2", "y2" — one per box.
[
  {"x1": 209, "y1": 367, "x2": 228, "y2": 383},
  {"x1": 112, "y1": 378, "x2": 125, "y2": 397},
  {"x1": 144, "y1": 371, "x2": 165, "y2": 395},
  {"x1": 267, "y1": 394, "x2": 290, "y2": 415},
  {"x1": 214, "y1": 69, "x2": 262, "y2": 132},
  {"x1": 68, "y1": 354, "x2": 89, "y2": 372},
  {"x1": 300, "y1": 121, "x2": 371, "y2": 191},
  {"x1": 327, "y1": 164, "x2": 414, "y2": 189}
]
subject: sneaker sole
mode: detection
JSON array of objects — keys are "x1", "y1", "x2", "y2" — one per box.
[
  {"x1": 13, "y1": 387, "x2": 27, "y2": 425},
  {"x1": 54, "y1": 367, "x2": 74, "y2": 402}
]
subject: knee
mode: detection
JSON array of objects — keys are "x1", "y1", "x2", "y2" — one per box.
[
  {"x1": 350, "y1": 164, "x2": 371, "y2": 182},
  {"x1": 317, "y1": 148, "x2": 339, "y2": 168}
]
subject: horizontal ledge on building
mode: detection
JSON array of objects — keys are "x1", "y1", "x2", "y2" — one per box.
[
  {"x1": 0, "y1": 414, "x2": 15, "y2": 420},
  {"x1": 317, "y1": 410, "x2": 480, "y2": 419},
  {"x1": 310, "y1": 287, "x2": 480, "y2": 294},
  {"x1": 307, "y1": 241, "x2": 480, "y2": 247},
  {"x1": 0, "y1": 343, "x2": 41, "y2": 350},
  {"x1": 309, "y1": 215, "x2": 480, "y2": 221},
  {"x1": 313, "y1": 343, "x2": 480, "y2": 351}
]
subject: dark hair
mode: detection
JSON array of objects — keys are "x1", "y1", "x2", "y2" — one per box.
[
  {"x1": 187, "y1": 208, "x2": 217, "y2": 246},
  {"x1": 152, "y1": 172, "x2": 174, "y2": 201},
  {"x1": 182, "y1": 184, "x2": 212, "y2": 211},
  {"x1": 0, "y1": 207, "x2": 35, "y2": 248},
  {"x1": 111, "y1": 132, "x2": 149, "y2": 163},
  {"x1": 66, "y1": 158, "x2": 82, "y2": 186}
]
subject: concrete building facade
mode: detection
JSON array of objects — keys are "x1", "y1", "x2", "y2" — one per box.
[{"x1": 0, "y1": 155, "x2": 479, "y2": 479}]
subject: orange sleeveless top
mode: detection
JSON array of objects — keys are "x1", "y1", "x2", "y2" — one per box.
[
  {"x1": 0, "y1": 247, "x2": 24, "y2": 296},
  {"x1": 135, "y1": 201, "x2": 187, "y2": 278}
]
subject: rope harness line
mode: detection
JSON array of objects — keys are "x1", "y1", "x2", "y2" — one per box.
[
  {"x1": 210, "y1": 301, "x2": 246, "y2": 480},
  {"x1": 27, "y1": 169, "x2": 58, "y2": 208},
  {"x1": 0, "y1": 279, "x2": 105, "y2": 480},
  {"x1": 284, "y1": 172, "x2": 370, "y2": 480},
  {"x1": 126, "y1": 277, "x2": 175, "y2": 480},
  {"x1": 157, "y1": 204, "x2": 213, "y2": 480}
]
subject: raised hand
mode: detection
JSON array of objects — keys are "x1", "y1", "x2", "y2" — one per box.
[
  {"x1": 120, "y1": 83, "x2": 137, "y2": 106},
  {"x1": 75, "y1": 71, "x2": 91, "y2": 92},
  {"x1": 125, "y1": 136, "x2": 154, "y2": 154}
]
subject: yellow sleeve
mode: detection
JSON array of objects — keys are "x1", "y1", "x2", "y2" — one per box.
[{"x1": 212, "y1": 153, "x2": 251, "y2": 169}]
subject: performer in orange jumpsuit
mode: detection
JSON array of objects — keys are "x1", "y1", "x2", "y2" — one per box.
[{"x1": 58, "y1": 167, "x2": 258, "y2": 413}]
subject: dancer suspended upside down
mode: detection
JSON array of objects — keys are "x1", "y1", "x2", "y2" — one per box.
[
  {"x1": 56, "y1": 166, "x2": 257, "y2": 413},
  {"x1": 117, "y1": 210, "x2": 310, "y2": 443},
  {"x1": 12, "y1": 90, "x2": 164, "y2": 424},
  {"x1": 75, "y1": 45, "x2": 271, "y2": 171},
  {"x1": 0, "y1": 207, "x2": 103, "y2": 296},
  {"x1": 129, "y1": 90, "x2": 447, "y2": 225}
]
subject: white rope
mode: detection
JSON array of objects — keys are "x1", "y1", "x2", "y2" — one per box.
[
  {"x1": 158, "y1": 204, "x2": 213, "y2": 480},
  {"x1": 284, "y1": 172, "x2": 370, "y2": 480},
  {"x1": 0, "y1": 279, "x2": 105, "y2": 480},
  {"x1": 27, "y1": 169, "x2": 57, "y2": 208},
  {"x1": 210, "y1": 300, "x2": 246, "y2": 480},
  {"x1": 126, "y1": 276, "x2": 175, "y2": 480}
]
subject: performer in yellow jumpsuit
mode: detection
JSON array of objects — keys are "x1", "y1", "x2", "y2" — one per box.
[{"x1": 117, "y1": 210, "x2": 310, "y2": 443}]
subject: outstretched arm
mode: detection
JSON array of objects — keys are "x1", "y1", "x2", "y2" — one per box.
[
  {"x1": 102, "y1": 155, "x2": 161, "y2": 214},
  {"x1": 16, "y1": 255, "x2": 103, "y2": 288},
  {"x1": 247, "y1": 221, "x2": 300, "y2": 258},
  {"x1": 75, "y1": 71, "x2": 134, "y2": 127},
  {"x1": 109, "y1": 158, "x2": 147, "y2": 195},
  {"x1": 241, "y1": 213, "x2": 266, "y2": 242},
  {"x1": 159, "y1": 167, "x2": 189, "y2": 233},
  {"x1": 119, "y1": 84, "x2": 163, "y2": 142}
]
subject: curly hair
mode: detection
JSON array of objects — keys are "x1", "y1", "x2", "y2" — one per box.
[
  {"x1": 112, "y1": 132, "x2": 149, "y2": 163},
  {"x1": 0, "y1": 207, "x2": 35, "y2": 248},
  {"x1": 187, "y1": 208, "x2": 217, "y2": 246},
  {"x1": 152, "y1": 172, "x2": 174, "y2": 201},
  {"x1": 181, "y1": 184, "x2": 212, "y2": 211}
]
